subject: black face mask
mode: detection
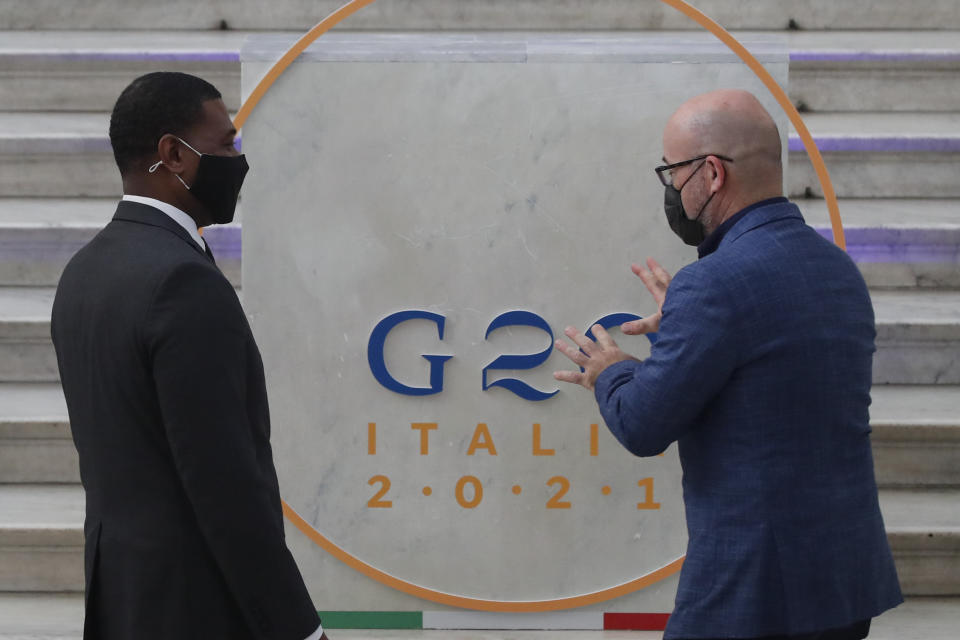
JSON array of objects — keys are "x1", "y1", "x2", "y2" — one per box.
[
  {"x1": 151, "y1": 136, "x2": 249, "y2": 225},
  {"x1": 663, "y1": 161, "x2": 713, "y2": 247}
]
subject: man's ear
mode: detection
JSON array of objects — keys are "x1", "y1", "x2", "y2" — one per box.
[
  {"x1": 156, "y1": 134, "x2": 187, "y2": 173},
  {"x1": 708, "y1": 155, "x2": 726, "y2": 191}
]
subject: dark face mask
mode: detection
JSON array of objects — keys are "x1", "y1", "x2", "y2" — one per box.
[
  {"x1": 153, "y1": 136, "x2": 249, "y2": 225},
  {"x1": 663, "y1": 161, "x2": 714, "y2": 247}
]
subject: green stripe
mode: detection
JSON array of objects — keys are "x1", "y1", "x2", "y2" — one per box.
[{"x1": 317, "y1": 611, "x2": 423, "y2": 629}]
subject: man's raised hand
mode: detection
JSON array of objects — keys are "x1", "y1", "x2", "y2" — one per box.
[
  {"x1": 621, "y1": 258, "x2": 672, "y2": 336},
  {"x1": 553, "y1": 325, "x2": 637, "y2": 391}
]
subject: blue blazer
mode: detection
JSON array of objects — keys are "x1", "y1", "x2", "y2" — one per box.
[{"x1": 595, "y1": 200, "x2": 902, "y2": 639}]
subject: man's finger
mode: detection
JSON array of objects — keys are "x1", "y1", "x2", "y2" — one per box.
[
  {"x1": 632, "y1": 264, "x2": 665, "y2": 299},
  {"x1": 591, "y1": 324, "x2": 617, "y2": 349},
  {"x1": 564, "y1": 326, "x2": 597, "y2": 353},
  {"x1": 631, "y1": 262, "x2": 656, "y2": 287},
  {"x1": 621, "y1": 315, "x2": 659, "y2": 335},
  {"x1": 554, "y1": 339, "x2": 589, "y2": 366},
  {"x1": 553, "y1": 369, "x2": 589, "y2": 388},
  {"x1": 647, "y1": 257, "x2": 672, "y2": 287}
]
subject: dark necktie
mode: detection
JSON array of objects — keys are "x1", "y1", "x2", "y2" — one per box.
[{"x1": 203, "y1": 241, "x2": 216, "y2": 264}]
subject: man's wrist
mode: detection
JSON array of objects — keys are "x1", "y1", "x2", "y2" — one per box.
[{"x1": 594, "y1": 358, "x2": 640, "y2": 399}]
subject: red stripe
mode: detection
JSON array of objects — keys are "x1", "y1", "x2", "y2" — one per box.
[{"x1": 603, "y1": 612, "x2": 671, "y2": 630}]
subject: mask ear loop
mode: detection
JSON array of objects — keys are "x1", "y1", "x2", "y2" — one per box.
[
  {"x1": 694, "y1": 158, "x2": 726, "y2": 222},
  {"x1": 147, "y1": 159, "x2": 191, "y2": 190},
  {"x1": 683, "y1": 159, "x2": 718, "y2": 223},
  {"x1": 149, "y1": 135, "x2": 200, "y2": 171},
  {"x1": 174, "y1": 136, "x2": 203, "y2": 157}
]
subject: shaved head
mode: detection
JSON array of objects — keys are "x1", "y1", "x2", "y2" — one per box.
[
  {"x1": 665, "y1": 89, "x2": 782, "y2": 167},
  {"x1": 663, "y1": 89, "x2": 784, "y2": 231}
]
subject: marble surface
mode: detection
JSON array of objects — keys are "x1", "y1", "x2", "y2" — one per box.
[
  {"x1": 242, "y1": 32, "x2": 788, "y2": 63},
  {"x1": 0, "y1": 595, "x2": 958, "y2": 639},
  {"x1": 240, "y1": 33, "x2": 787, "y2": 610},
  {"x1": 9, "y1": 0, "x2": 960, "y2": 31},
  {"x1": 788, "y1": 151, "x2": 960, "y2": 199}
]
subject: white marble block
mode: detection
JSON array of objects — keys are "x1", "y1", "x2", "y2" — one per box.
[{"x1": 240, "y1": 33, "x2": 788, "y2": 615}]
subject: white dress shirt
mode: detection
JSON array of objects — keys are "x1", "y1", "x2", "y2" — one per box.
[
  {"x1": 120, "y1": 195, "x2": 323, "y2": 640},
  {"x1": 121, "y1": 194, "x2": 206, "y2": 250},
  {"x1": 304, "y1": 623, "x2": 325, "y2": 640}
]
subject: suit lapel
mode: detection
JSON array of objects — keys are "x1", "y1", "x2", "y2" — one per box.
[{"x1": 112, "y1": 200, "x2": 210, "y2": 261}]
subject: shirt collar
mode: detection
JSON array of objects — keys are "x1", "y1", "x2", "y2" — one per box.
[
  {"x1": 121, "y1": 195, "x2": 206, "y2": 249},
  {"x1": 697, "y1": 196, "x2": 788, "y2": 259}
]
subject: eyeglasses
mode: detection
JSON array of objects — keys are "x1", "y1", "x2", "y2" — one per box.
[{"x1": 655, "y1": 154, "x2": 734, "y2": 187}]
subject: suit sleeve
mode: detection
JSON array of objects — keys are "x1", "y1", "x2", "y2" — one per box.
[
  {"x1": 593, "y1": 265, "x2": 740, "y2": 456},
  {"x1": 145, "y1": 262, "x2": 320, "y2": 640}
]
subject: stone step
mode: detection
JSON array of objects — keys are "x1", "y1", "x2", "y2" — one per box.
[
  {"x1": 0, "y1": 198, "x2": 118, "y2": 288},
  {"x1": 0, "y1": 483, "x2": 955, "y2": 594},
  {"x1": 0, "y1": 485, "x2": 84, "y2": 593},
  {"x1": 2, "y1": 0, "x2": 960, "y2": 31},
  {"x1": 0, "y1": 198, "x2": 242, "y2": 286},
  {"x1": 787, "y1": 112, "x2": 960, "y2": 199},
  {"x1": 0, "y1": 593, "x2": 83, "y2": 639},
  {"x1": 0, "y1": 112, "x2": 116, "y2": 198},
  {"x1": 3, "y1": 286, "x2": 957, "y2": 383},
  {"x1": 871, "y1": 291, "x2": 960, "y2": 384},
  {"x1": 0, "y1": 597, "x2": 956, "y2": 640},
  {"x1": 1, "y1": 198, "x2": 956, "y2": 290},
  {"x1": 799, "y1": 199, "x2": 960, "y2": 291},
  {"x1": 2, "y1": 378, "x2": 958, "y2": 487},
  {"x1": 786, "y1": 31, "x2": 960, "y2": 113},
  {"x1": 1, "y1": 112, "x2": 958, "y2": 199},
  {"x1": 0, "y1": 287, "x2": 57, "y2": 383},
  {"x1": 1, "y1": 30, "x2": 958, "y2": 113},
  {"x1": 0, "y1": 383, "x2": 75, "y2": 484},
  {"x1": 869, "y1": 385, "x2": 960, "y2": 488},
  {"x1": 882, "y1": 489, "x2": 960, "y2": 596},
  {"x1": 0, "y1": 30, "x2": 247, "y2": 112}
]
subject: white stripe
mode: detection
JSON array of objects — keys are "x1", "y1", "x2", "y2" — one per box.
[{"x1": 422, "y1": 611, "x2": 603, "y2": 630}]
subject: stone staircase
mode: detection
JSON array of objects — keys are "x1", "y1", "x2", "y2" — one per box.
[{"x1": 1, "y1": 0, "x2": 958, "y2": 636}]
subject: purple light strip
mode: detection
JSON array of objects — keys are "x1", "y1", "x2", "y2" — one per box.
[
  {"x1": 828, "y1": 227, "x2": 960, "y2": 245},
  {"x1": 201, "y1": 226, "x2": 243, "y2": 260},
  {"x1": 813, "y1": 227, "x2": 960, "y2": 264},
  {"x1": 788, "y1": 136, "x2": 960, "y2": 153},
  {"x1": 0, "y1": 226, "x2": 243, "y2": 262},
  {"x1": 1, "y1": 226, "x2": 955, "y2": 266},
  {"x1": 834, "y1": 244, "x2": 958, "y2": 264}
]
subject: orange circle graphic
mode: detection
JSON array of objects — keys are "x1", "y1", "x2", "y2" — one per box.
[{"x1": 237, "y1": 0, "x2": 846, "y2": 613}]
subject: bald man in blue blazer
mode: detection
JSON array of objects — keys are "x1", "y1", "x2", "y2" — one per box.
[{"x1": 555, "y1": 90, "x2": 901, "y2": 640}]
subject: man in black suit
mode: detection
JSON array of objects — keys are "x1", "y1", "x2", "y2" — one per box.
[{"x1": 51, "y1": 72, "x2": 327, "y2": 640}]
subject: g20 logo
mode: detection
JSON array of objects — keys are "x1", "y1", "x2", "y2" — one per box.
[{"x1": 367, "y1": 310, "x2": 658, "y2": 401}]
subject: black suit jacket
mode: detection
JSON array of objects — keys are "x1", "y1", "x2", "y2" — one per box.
[{"x1": 51, "y1": 201, "x2": 320, "y2": 640}]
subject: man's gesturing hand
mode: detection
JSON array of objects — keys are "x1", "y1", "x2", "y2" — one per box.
[
  {"x1": 553, "y1": 325, "x2": 637, "y2": 391},
  {"x1": 621, "y1": 258, "x2": 672, "y2": 336}
]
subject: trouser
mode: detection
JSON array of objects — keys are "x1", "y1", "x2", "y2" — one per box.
[{"x1": 677, "y1": 619, "x2": 870, "y2": 640}]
